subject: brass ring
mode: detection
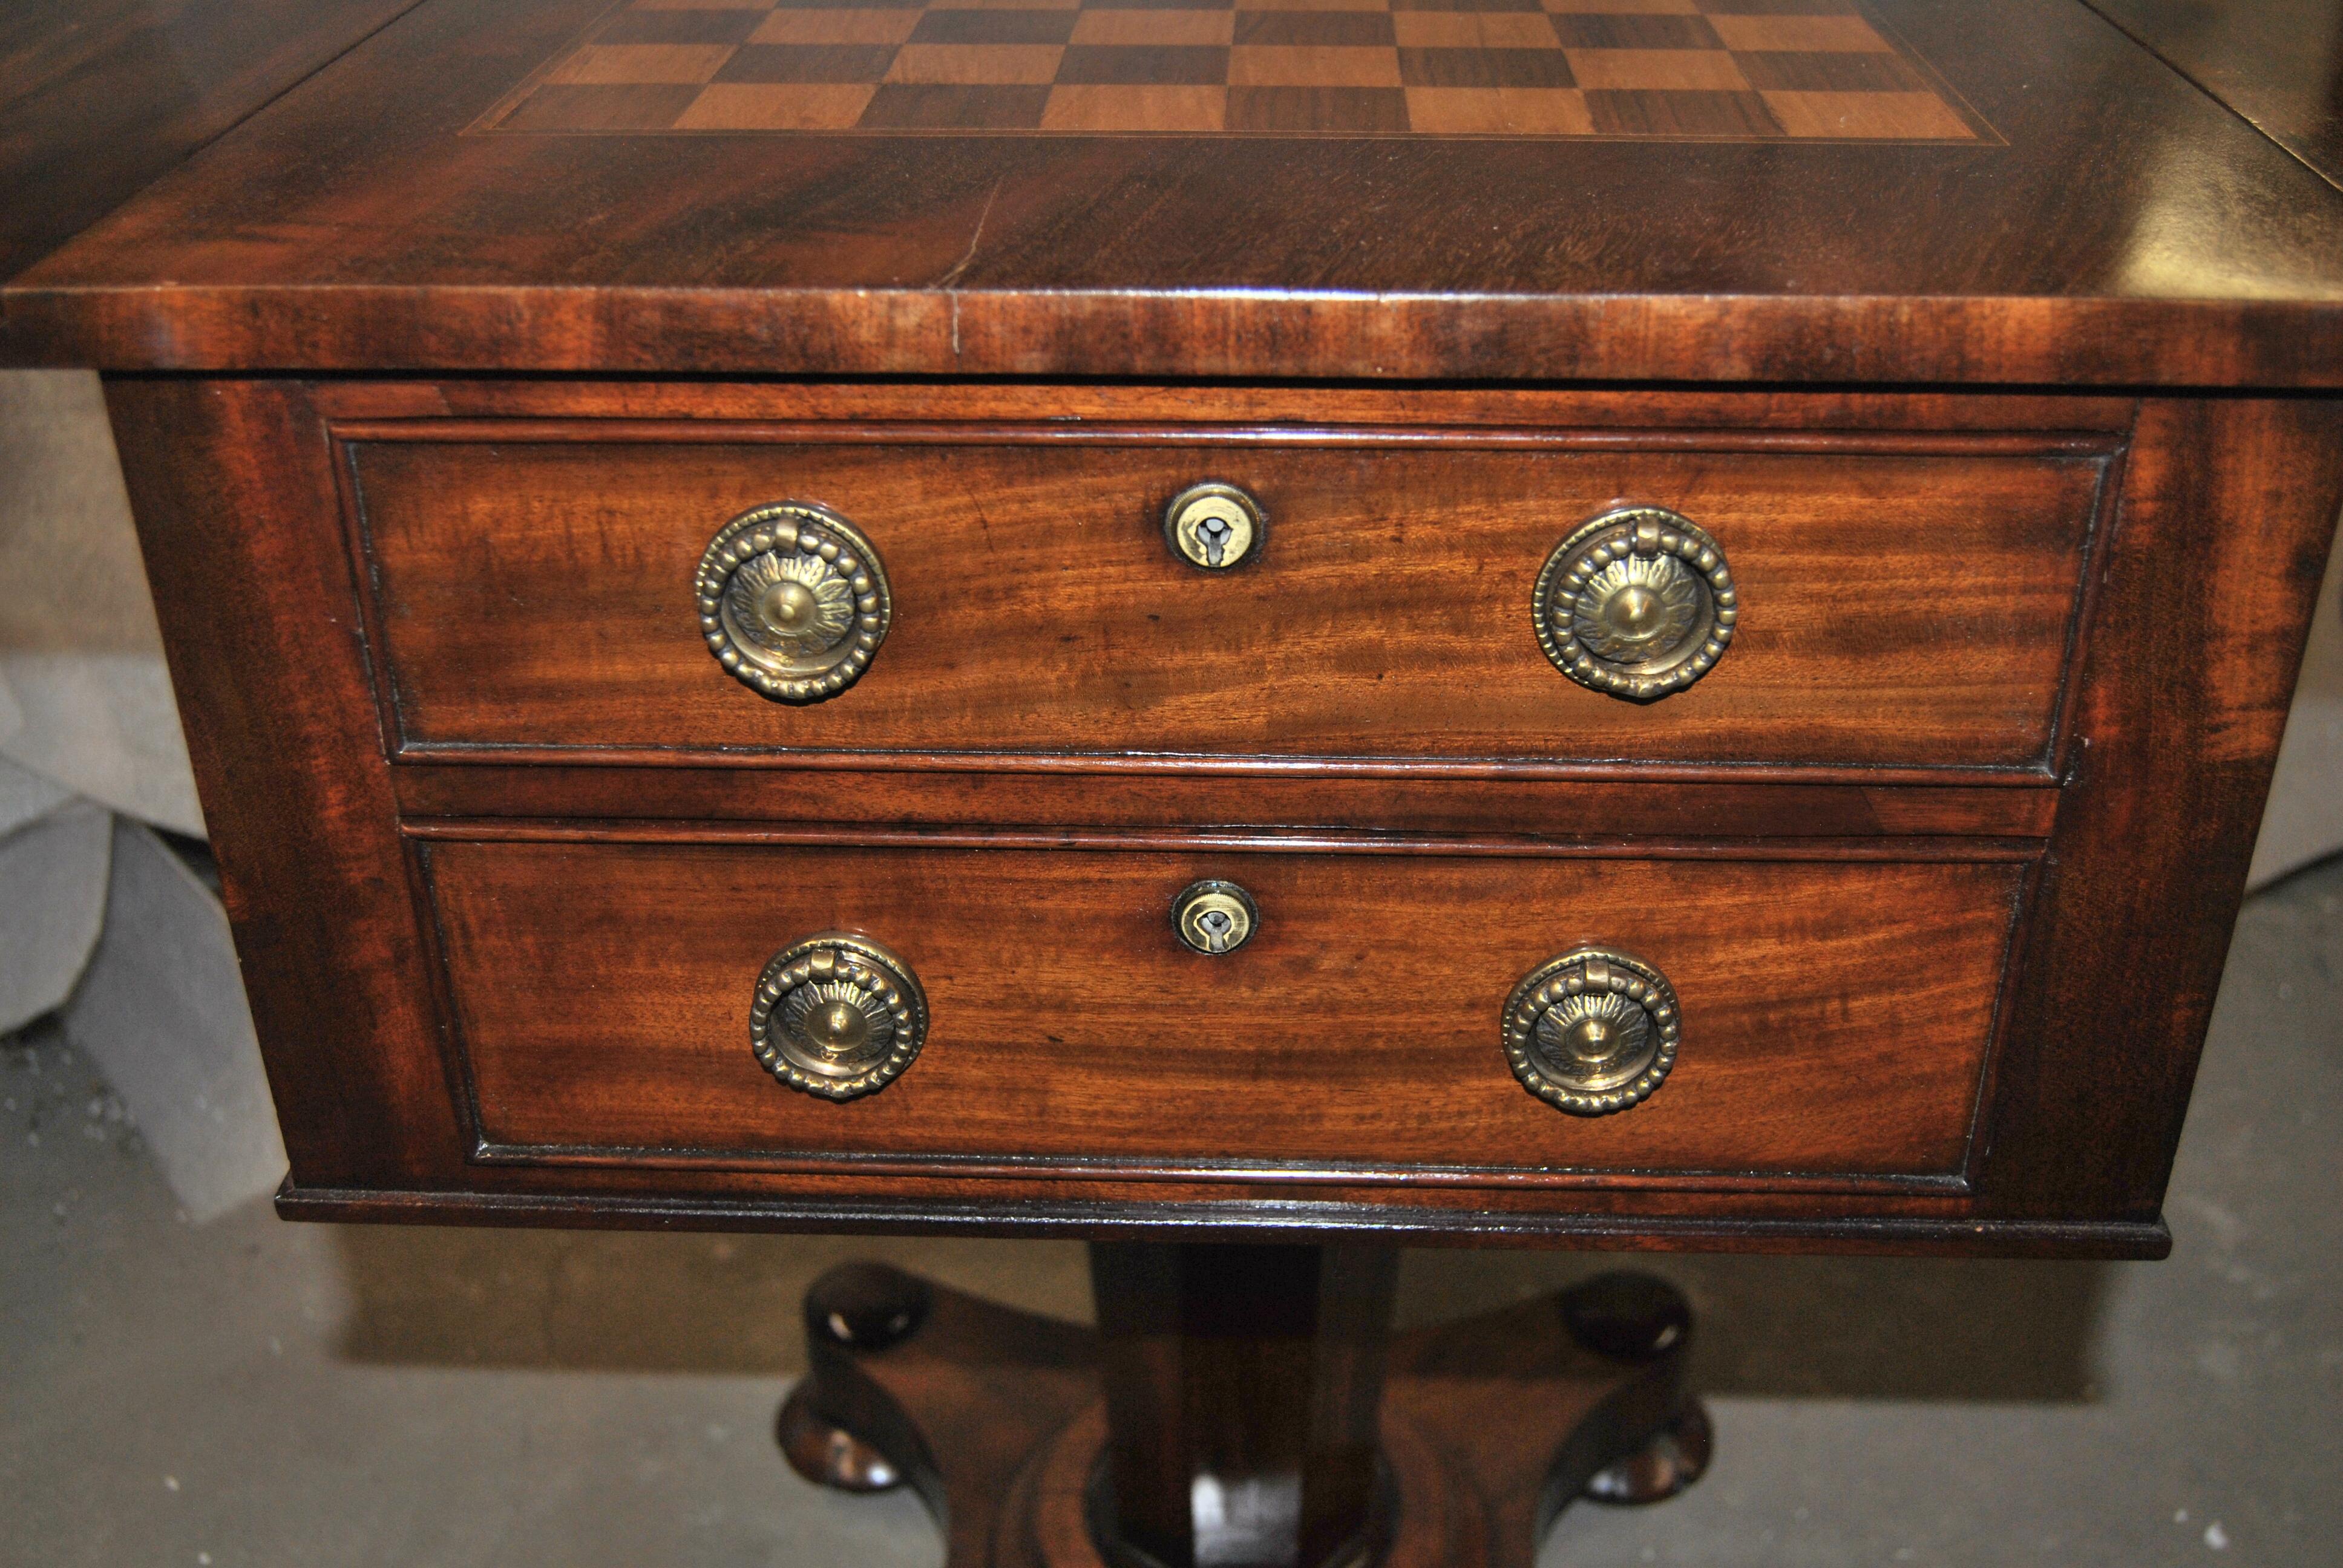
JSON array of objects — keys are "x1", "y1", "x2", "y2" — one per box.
[
  {"x1": 1501, "y1": 947, "x2": 1681, "y2": 1116},
  {"x1": 695, "y1": 501, "x2": 892, "y2": 704},
  {"x1": 1532, "y1": 506, "x2": 1737, "y2": 701},
  {"x1": 750, "y1": 933, "x2": 928, "y2": 1102}
]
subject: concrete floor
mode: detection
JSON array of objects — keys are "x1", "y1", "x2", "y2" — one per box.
[{"x1": 5, "y1": 856, "x2": 2339, "y2": 1568}]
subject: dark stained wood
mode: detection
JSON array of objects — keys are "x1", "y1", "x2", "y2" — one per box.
[
  {"x1": 387, "y1": 767, "x2": 2065, "y2": 840},
  {"x1": 0, "y1": 0, "x2": 422, "y2": 280},
  {"x1": 482, "y1": 0, "x2": 1982, "y2": 143},
  {"x1": 346, "y1": 426, "x2": 2108, "y2": 769},
  {"x1": 275, "y1": 1180, "x2": 2173, "y2": 1258},
  {"x1": 777, "y1": 1255, "x2": 1699, "y2": 1568},
  {"x1": 313, "y1": 381, "x2": 2145, "y2": 434},
  {"x1": 1978, "y1": 396, "x2": 2343, "y2": 1223},
  {"x1": 1087, "y1": 1245, "x2": 1397, "y2": 1568},
  {"x1": 91, "y1": 374, "x2": 2343, "y2": 1256},
  {"x1": 10, "y1": 0, "x2": 2343, "y2": 382},
  {"x1": 100, "y1": 377, "x2": 466, "y2": 1191},
  {"x1": 2086, "y1": 0, "x2": 2343, "y2": 189},
  {"x1": 420, "y1": 835, "x2": 2024, "y2": 1184}
]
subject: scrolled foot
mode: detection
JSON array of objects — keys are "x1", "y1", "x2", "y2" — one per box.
[
  {"x1": 778, "y1": 1383, "x2": 906, "y2": 1492},
  {"x1": 1581, "y1": 1402, "x2": 1713, "y2": 1506}
]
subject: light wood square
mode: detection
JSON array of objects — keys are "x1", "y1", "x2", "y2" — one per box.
[
  {"x1": 1041, "y1": 84, "x2": 1228, "y2": 129},
  {"x1": 750, "y1": 10, "x2": 925, "y2": 46},
  {"x1": 1235, "y1": 0, "x2": 1391, "y2": 11},
  {"x1": 1707, "y1": 15, "x2": 1891, "y2": 52},
  {"x1": 672, "y1": 82, "x2": 877, "y2": 128},
  {"x1": 1228, "y1": 45, "x2": 1403, "y2": 87},
  {"x1": 885, "y1": 44, "x2": 1066, "y2": 83},
  {"x1": 1069, "y1": 10, "x2": 1236, "y2": 46},
  {"x1": 1763, "y1": 89, "x2": 1973, "y2": 139},
  {"x1": 1404, "y1": 86, "x2": 1592, "y2": 134},
  {"x1": 548, "y1": 44, "x2": 738, "y2": 85},
  {"x1": 1565, "y1": 47, "x2": 1748, "y2": 90},
  {"x1": 1392, "y1": 15, "x2": 1562, "y2": 49}
]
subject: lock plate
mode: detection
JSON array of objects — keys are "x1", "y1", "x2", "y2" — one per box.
[
  {"x1": 1172, "y1": 880, "x2": 1259, "y2": 955},
  {"x1": 1164, "y1": 482, "x2": 1262, "y2": 570}
]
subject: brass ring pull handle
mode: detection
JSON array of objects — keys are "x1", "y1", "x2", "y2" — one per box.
[
  {"x1": 696, "y1": 501, "x2": 892, "y2": 703},
  {"x1": 1532, "y1": 506, "x2": 1737, "y2": 701},
  {"x1": 1502, "y1": 947, "x2": 1681, "y2": 1116},
  {"x1": 751, "y1": 933, "x2": 928, "y2": 1101}
]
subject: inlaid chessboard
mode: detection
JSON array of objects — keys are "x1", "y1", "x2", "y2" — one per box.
[{"x1": 480, "y1": 0, "x2": 1992, "y2": 140}]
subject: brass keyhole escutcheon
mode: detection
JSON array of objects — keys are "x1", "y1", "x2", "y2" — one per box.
[
  {"x1": 1532, "y1": 506, "x2": 1737, "y2": 702},
  {"x1": 1173, "y1": 880, "x2": 1259, "y2": 955},
  {"x1": 1164, "y1": 482, "x2": 1263, "y2": 570},
  {"x1": 1501, "y1": 947, "x2": 1682, "y2": 1116},
  {"x1": 695, "y1": 500, "x2": 893, "y2": 703},
  {"x1": 750, "y1": 933, "x2": 929, "y2": 1101}
]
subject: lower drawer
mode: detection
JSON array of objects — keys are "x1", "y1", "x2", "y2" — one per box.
[{"x1": 419, "y1": 837, "x2": 2027, "y2": 1189}]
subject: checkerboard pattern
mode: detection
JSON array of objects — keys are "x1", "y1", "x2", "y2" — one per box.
[{"x1": 482, "y1": 0, "x2": 1988, "y2": 140}]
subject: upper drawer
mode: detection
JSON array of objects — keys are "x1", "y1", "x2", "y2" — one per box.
[{"x1": 344, "y1": 429, "x2": 2109, "y2": 771}]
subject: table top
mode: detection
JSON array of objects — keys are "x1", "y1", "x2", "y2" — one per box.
[
  {"x1": 2086, "y1": 0, "x2": 2343, "y2": 192},
  {"x1": 5, "y1": 0, "x2": 2343, "y2": 384},
  {"x1": 0, "y1": 0, "x2": 420, "y2": 281}
]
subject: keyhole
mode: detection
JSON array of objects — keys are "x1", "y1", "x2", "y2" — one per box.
[
  {"x1": 1198, "y1": 515, "x2": 1231, "y2": 566},
  {"x1": 1197, "y1": 907, "x2": 1234, "y2": 952}
]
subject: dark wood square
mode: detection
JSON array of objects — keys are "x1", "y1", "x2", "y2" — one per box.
[
  {"x1": 909, "y1": 9, "x2": 1082, "y2": 45},
  {"x1": 1055, "y1": 44, "x2": 1231, "y2": 84},
  {"x1": 1232, "y1": 12, "x2": 1398, "y2": 47},
  {"x1": 1398, "y1": 47, "x2": 1575, "y2": 89},
  {"x1": 716, "y1": 44, "x2": 902, "y2": 83},
  {"x1": 1227, "y1": 84, "x2": 1410, "y2": 131},
  {"x1": 1549, "y1": 15, "x2": 1726, "y2": 50}
]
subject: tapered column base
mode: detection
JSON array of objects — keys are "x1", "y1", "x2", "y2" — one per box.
[{"x1": 780, "y1": 1259, "x2": 1707, "y2": 1568}]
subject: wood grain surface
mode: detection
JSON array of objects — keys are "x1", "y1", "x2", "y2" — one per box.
[
  {"x1": 88, "y1": 373, "x2": 2343, "y2": 1256},
  {"x1": 348, "y1": 430, "x2": 2108, "y2": 769},
  {"x1": 8, "y1": 0, "x2": 2343, "y2": 382},
  {"x1": 422, "y1": 835, "x2": 2024, "y2": 1185},
  {"x1": 0, "y1": 0, "x2": 421, "y2": 279},
  {"x1": 481, "y1": 0, "x2": 1988, "y2": 142},
  {"x1": 2086, "y1": 0, "x2": 2343, "y2": 189}
]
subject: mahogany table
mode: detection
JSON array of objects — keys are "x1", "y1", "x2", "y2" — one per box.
[{"x1": 6, "y1": 2, "x2": 2342, "y2": 1563}]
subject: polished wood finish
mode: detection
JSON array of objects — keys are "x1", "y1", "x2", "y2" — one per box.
[
  {"x1": 483, "y1": 0, "x2": 1985, "y2": 142},
  {"x1": 778, "y1": 1252, "x2": 1702, "y2": 1568},
  {"x1": 422, "y1": 835, "x2": 2023, "y2": 1184},
  {"x1": 346, "y1": 426, "x2": 2108, "y2": 768},
  {"x1": 11, "y1": 0, "x2": 2343, "y2": 383},
  {"x1": 2087, "y1": 0, "x2": 2343, "y2": 188},
  {"x1": 0, "y1": 0, "x2": 420, "y2": 280},
  {"x1": 38, "y1": 10, "x2": 2343, "y2": 1553},
  {"x1": 94, "y1": 373, "x2": 2343, "y2": 1255},
  {"x1": 1088, "y1": 1246, "x2": 1396, "y2": 1568}
]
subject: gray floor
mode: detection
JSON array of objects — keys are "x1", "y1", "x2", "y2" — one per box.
[{"x1": 5, "y1": 857, "x2": 2339, "y2": 1568}]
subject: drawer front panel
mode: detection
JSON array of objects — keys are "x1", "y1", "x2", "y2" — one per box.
[
  {"x1": 424, "y1": 838, "x2": 2026, "y2": 1186},
  {"x1": 351, "y1": 434, "x2": 2105, "y2": 769}
]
